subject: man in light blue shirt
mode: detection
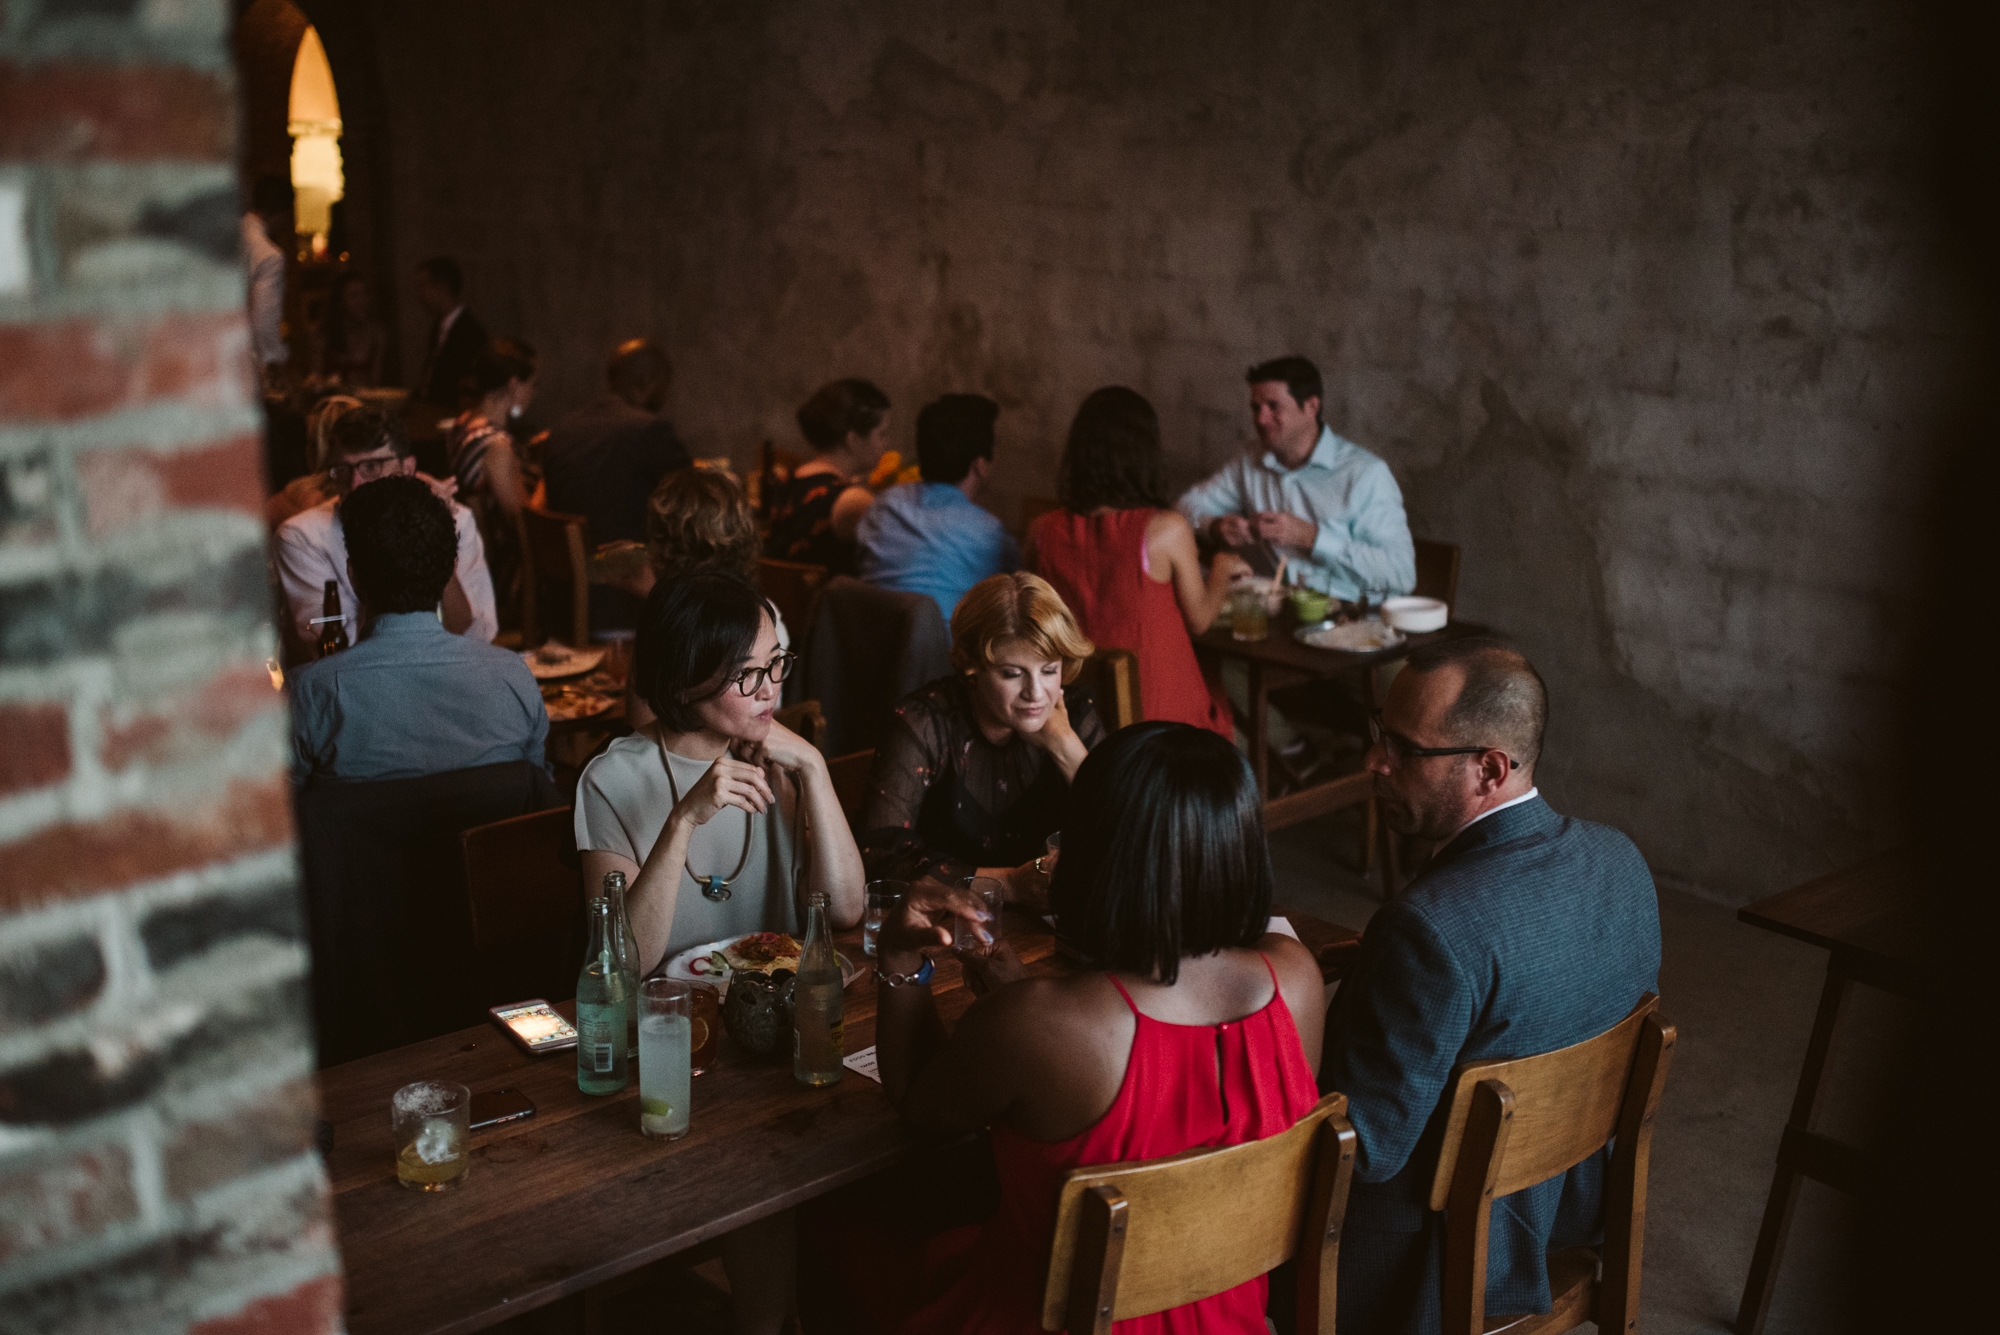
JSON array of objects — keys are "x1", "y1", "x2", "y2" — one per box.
[
  {"x1": 290, "y1": 476, "x2": 548, "y2": 784},
  {"x1": 856, "y1": 393, "x2": 1020, "y2": 623},
  {"x1": 1178, "y1": 356, "x2": 1415, "y2": 602}
]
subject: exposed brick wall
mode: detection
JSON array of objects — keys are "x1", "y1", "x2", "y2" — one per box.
[{"x1": 0, "y1": 1, "x2": 340, "y2": 1331}]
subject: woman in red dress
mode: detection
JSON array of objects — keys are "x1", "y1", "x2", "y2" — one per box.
[
  {"x1": 1027, "y1": 387, "x2": 1247, "y2": 740},
  {"x1": 872, "y1": 722, "x2": 1325, "y2": 1333}
]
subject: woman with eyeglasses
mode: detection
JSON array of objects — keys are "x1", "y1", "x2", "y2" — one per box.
[{"x1": 575, "y1": 573, "x2": 864, "y2": 980}]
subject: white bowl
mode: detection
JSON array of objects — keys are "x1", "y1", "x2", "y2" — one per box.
[{"x1": 1381, "y1": 596, "x2": 1448, "y2": 633}]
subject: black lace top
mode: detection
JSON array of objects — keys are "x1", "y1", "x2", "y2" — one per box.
[
  {"x1": 859, "y1": 675, "x2": 1105, "y2": 884},
  {"x1": 764, "y1": 471, "x2": 855, "y2": 574}
]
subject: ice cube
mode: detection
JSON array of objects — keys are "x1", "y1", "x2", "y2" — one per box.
[{"x1": 415, "y1": 1116, "x2": 460, "y2": 1165}]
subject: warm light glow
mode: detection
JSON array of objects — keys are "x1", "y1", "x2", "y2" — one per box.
[{"x1": 288, "y1": 26, "x2": 343, "y2": 245}]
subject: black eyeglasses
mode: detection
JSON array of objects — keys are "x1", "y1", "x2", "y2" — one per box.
[
  {"x1": 1366, "y1": 710, "x2": 1518, "y2": 769},
  {"x1": 723, "y1": 651, "x2": 796, "y2": 697}
]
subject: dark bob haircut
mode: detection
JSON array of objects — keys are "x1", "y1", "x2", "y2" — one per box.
[
  {"x1": 339, "y1": 475, "x2": 457, "y2": 614},
  {"x1": 1057, "y1": 386, "x2": 1168, "y2": 513},
  {"x1": 633, "y1": 573, "x2": 775, "y2": 733},
  {"x1": 1048, "y1": 722, "x2": 1272, "y2": 984},
  {"x1": 465, "y1": 336, "x2": 536, "y2": 400},
  {"x1": 796, "y1": 378, "x2": 891, "y2": 453}
]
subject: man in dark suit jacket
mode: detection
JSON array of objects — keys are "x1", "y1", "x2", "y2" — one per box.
[
  {"x1": 413, "y1": 256, "x2": 488, "y2": 409},
  {"x1": 1318, "y1": 638, "x2": 1661, "y2": 1335}
]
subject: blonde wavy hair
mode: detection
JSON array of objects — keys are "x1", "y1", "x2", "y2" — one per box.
[{"x1": 950, "y1": 572, "x2": 1095, "y2": 681}]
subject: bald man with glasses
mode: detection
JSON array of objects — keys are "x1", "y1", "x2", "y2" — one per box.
[{"x1": 1294, "y1": 638, "x2": 1661, "y2": 1335}]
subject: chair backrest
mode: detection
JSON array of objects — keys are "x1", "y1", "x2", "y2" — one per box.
[
  {"x1": 1042, "y1": 1090, "x2": 1356, "y2": 1334},
  {"x1": 460, "y1": 806, "x2": 583, "y2": 1010},
  {"x1": 521, "y1": 505, "x2": 592, "y2": 649},
  {"x1": 772, "y1": 699, "x2": 826, "y2": 754},
  {"x1": 1072, "y1": 648, "x2": 1141, "y2": 732},
  {"x1": 1262, "y1": 771, "x2": 1372, "y2": 835},
  {"x1": 826, "y1": 749, "x2": 875, "y2": 834},
  {"x1": 1413, "y1": 537, "x2": 1460, "y2": 610},
  {"x1": 802, "y1": 576, "x2": 953, "y2": 755},
  {"x1": 1020, "y1": 494, "x2": 1062, "y2": 537},
  {"x1": 1431, "y1": 995, "x2": 1676, "y2": 1335},
  {"x1": 757, "y1": 557, "x2": 830, "y2": 650}
]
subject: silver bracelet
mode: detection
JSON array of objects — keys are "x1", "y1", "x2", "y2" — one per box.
[{"x1": 878, "y1": 956, "x2": 934, "y2": 989}]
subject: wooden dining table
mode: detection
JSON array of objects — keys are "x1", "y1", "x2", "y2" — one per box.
[
  {"x1": 1192, "y1": 607, "x2": 1490, "y2": 798},
  {"x1": 318, "y1": 908, "x2": 1359, "y2": 1335}
]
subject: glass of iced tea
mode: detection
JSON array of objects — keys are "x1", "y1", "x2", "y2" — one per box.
[
  {"x1": 1230, "y1": 586, "x2": 1269, "y2": 642},
  {"x1": 393, "y1": 1080, "x2": 470, "y2": 1192},
  {"x1": 688, "y1": 981, "x2": 721, "y2": 1077}
]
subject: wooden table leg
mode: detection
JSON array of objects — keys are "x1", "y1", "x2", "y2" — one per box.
[
  {"x1": 1734, "y1": 959, "x2": 1852, "y2": 1335},
  {"x1": 1248, "y1": 660, "x2": 1270, "y2": 798}
]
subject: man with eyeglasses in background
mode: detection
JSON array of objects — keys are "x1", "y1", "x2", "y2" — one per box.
[
  {"x1": 273, "y1": 404, "x2": 498, "y2": 663},
  {"x1": 1279, "y1": 638, "x2": 1660, "y2": 1335}
]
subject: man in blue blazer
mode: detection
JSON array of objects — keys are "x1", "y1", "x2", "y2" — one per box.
[{"x1": 1320, "y1": 639, "x2": 1661, "y2": 1334}]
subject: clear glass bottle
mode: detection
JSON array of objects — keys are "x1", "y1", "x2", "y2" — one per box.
[
  {"x1": 603, "y1": 871, "x2": 640, "y2": 1061},
  {"x1": 792, "y1": 892, "x2": 844, "y2": 1087},
  {"x1": 575, "y1": 897, "x2": 630, "y2": 1095}
]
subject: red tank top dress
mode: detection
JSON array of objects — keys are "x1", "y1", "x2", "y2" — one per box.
[
  {"x1": 896, "y1": 956, "x2": 1320, "y2": 1334},
  {"x1": 1030, "y1": 509, "x2": 1232, "y2": 739}
]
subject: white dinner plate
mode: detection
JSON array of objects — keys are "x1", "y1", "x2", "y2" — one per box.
[
  {"x1": 521, "y1": 642, "x2": 607, "y2": 680},
  {"x1": 1294, "y1": 618, "x2": 1406, "y2": 653},
  {"x1": 659, "y1": 937, "x2": 861, "y2": 996}
]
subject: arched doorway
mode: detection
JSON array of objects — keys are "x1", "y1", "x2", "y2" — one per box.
[
  {"x1": 235, "y1": 0, "x2": 345, "y2": 258},
  {"x1": 288, "y1": 24, "x2": 344, "y2": 256}
]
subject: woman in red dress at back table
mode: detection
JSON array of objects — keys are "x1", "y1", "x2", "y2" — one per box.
[
  {"x1": 871, "y1": 722, "x2": 1325, "y2": 1333},
  {"x1": 1027, "y1": 387, "x2": 1249, "y2": 740}
]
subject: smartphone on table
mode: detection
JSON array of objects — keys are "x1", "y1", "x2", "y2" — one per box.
[
  {"x1": 489, "y1": 999, "x2": 579, "y2": 1055},
  {"x1": 468, "y1": 1087, "x2": 536, "y2": 1132}
]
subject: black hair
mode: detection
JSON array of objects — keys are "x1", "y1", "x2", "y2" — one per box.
[
  {"x1": 796, "y1": 378, "x2": 891, "y2": 453},
  {"x1": 339, "y1": 476, "x2": 457, "y2": 614},
  {"x1": 1057, "y1": 386, "x2": 1168, "y2": 513},
  {"x1": 1402, "y1": 636, "x2": 1549, "y2": 767},
  {"x1": 915, "y1": 393, "x2": 1000, "y2": 486},
  {"x1": 633, "y1": 573, "x2": 775, "y2": 733},
  {"x1": 465, "y1": 336, "x2": 536, "y2": 400},
  {"x1": 417, "y1": 256, "x2": 464, "y2": 299},
  {"x1": 325, "y1": 403, "x2": 412, "y2": 460},
  {"x1": 608, "y1": 338, "x2": 673, "y2": 410},
  {"x1": 1245, "y1": 356, "x2": 1323, "y2": 417},
  {"x1": 1049, "y1": 723, "x2": 1273, "y2": 985},
  {"x1": 250, "y1": 173, "x2": 294, "y2": 217}
]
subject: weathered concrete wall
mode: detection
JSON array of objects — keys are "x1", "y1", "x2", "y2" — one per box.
[{"x1": 316, "y1": 0, "x2": 1950, "y2": 903}]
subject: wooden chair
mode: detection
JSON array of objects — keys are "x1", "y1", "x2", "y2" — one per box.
[
  {"x1": 1020, "y1": 494, "x2": 1062, "y2": 537},
  {"x1": 773, "y1": 699, "x2": 826, "y2": 753},
  {"x1": 756, "y1": 557, "x2": 830, "y2": 650},
  {"x1": 827, "y1": 748, "x2": 875, "y2": 834},
  {"x1": 1263, "y1": 772, "x2": 1389, "y2": 900},
  {"x1": 520, "y1": 505, "x2": 592, "y2": 649},
  {"x1": 1414, "y1": 537, "x2": 1461, "y2": 611},
  {"x1": 1042, "y1": 1089, "x2": 1357, "y2": 1334},
  {"x1": 459, "y1": 806, "x2": 583, "y2": 1011},
  {"x1": 1430, "y1": 996, "x2": 1677, "y2": 1335},
  {"x1": 1073, "y1": 648, "x2": 1141, "y2": 732}
]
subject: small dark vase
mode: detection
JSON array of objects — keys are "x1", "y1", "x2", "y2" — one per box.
[{"x1": 721, "y1": 968, "x2": 795, "y2": 1061}]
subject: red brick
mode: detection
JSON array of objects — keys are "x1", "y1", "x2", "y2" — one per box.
[
  {"x1": 164, "y1": 1078, "x2": 318, "y2": 1201},
  {"x1": 0, "y1": 775, "x2": 294, "y2": 914},
  {"x1": 100, "y1": 665, "x2": 284, "y2": 773},
  {"x1": 0, "y1": 63, "x2": 233, "y2": 162},
  {"x1": 76, "y1": 435, "x2": 267, "y2": 539},
  {"x1": 190, "y1": 1273, "x2": 344, "y2": 1335},
  {"x1": 0, "y1": 701, "x2": 70, "y2": 797},
  {"x1": 0, "y1": 1143, "x2": 138, "y2": 1266},
  {"x1": 0, "y1": 313, "x2": 251, "y2": 424}
]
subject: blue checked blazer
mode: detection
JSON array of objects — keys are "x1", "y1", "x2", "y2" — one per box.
[{"x1": 1318, "y1": 795, "x2": 1660, "y2": 1335}]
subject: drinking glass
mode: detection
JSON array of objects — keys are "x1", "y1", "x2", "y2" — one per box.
[
  {"x1": 393, "y1": 1081, "x2": 470, "y2": 1192},
  {"x1": 638, "y1": 979, "x2": 693, "y2": 1140},
  {"x1": 1230, "y1": 586, "x2": 1269, "y2": 642},
  {"x1": 963, "y1": 876, "x2": 1005, "y2": 956},
  {"x1": 688, "y1": 981, "x2": 721, "y2": 1077},
  {"x1": 863, "y1": 879, "x2": 908, "y2": 960}
]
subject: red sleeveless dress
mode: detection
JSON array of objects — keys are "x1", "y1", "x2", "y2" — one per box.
[
  {"x1": 896, "y1": 957, "x2": 1320, "y2": 1334},
  {"x1": 1029, "y1": 509, "x2": 1232, "y2": 739}
]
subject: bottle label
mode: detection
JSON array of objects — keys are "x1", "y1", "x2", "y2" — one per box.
[{"x1": 581, "y1": 1016, "x2": 617, "y2": 1073}]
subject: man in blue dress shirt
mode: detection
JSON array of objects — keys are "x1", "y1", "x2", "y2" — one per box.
[
  {"x1": 857, "y1": 392, "x2": 1020, "y2": 623},
  {"x1": 290, "y1": 476, "x2": 548, "y2": 784},
  {"x1": 1313, "y1": 639, "x2": 1661, "y2": 1334}
]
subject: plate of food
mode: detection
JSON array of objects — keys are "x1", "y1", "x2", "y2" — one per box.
[
  {"x1": 541, "y1": 684, "x2": 619, "y2": 723},
  {"x1": 660, "y1": 932, "x2": 861, "y2": 994},
  {"x1": 1294, "y1": 617, "x2": 1406, "y2": 653},
  {"x1": 521, "y1": 642, "x2": 607, "y2": 680}
]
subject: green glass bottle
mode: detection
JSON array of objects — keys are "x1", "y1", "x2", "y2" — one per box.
[
  {"x1": 603, "y1": 871, "x2": 641, "y2": 1061},
  {"x1": 576, "y1": 897, "x2": 630, "y2": 1095},
  {"x1": 792, "y1": 892, "x2": 844, "y2": 1087}
]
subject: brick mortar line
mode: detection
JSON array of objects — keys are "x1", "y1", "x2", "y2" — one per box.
[
  {"x1": 0, "y1": 274, "x2": 249, "y2": 324},
  {"x1": 184, "y1": 1251, "x2": 346, "y2": 1330},
  {"x1": 0, "y1": 399, "x2": 264, "y2": 458}
]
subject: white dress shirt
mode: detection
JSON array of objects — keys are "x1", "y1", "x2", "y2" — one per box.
[
  {"x1": 1177, "y1": 424, "x2": 1416, "y2": 601},
  {"x1": 241, "y1": 213, "x2": 288, "y2": 368},
  {"x1": 273, "y1": 495, "x2": 498, "y2": 661},
  {"x1": 1453, "y1": 787, "x2": 1541, "y2": 840}
]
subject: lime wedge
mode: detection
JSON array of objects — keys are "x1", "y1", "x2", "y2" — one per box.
[{"x1": 640, "y1": 1096, "x2": 673, "y2": 1118}]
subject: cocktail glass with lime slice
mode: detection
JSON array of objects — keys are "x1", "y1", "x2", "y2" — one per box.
[{"x1": 638, "y1": 979, "x2": 693, "y2": 1140}]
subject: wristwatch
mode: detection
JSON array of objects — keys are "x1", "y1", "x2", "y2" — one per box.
[{"x1": 878, "y1": 956, "x2": 935, "y2": 989}]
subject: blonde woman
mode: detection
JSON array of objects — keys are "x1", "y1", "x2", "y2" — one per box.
[{"x1": 859, "y1": 572, "x2": 1103, "y2": 904}]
